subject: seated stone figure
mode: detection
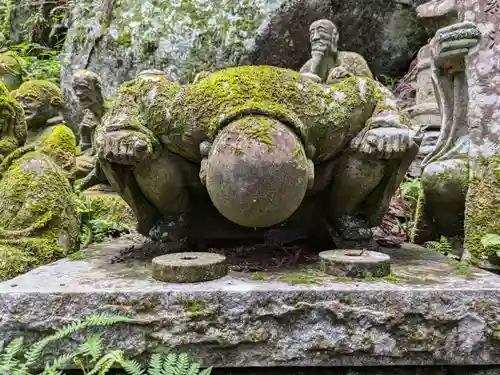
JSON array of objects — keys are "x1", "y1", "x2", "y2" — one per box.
[
  {"x1": 96, "y1": 65, "x2": 419, "y2": 248},
  {"x1": 12, "y1": 80, "x2": 76, "y2": 172},
  {"x1": 300, "y1": 19, "x2": 373, "y2": 84},
  {"x1": 419, "y1": 22, "x2": 481, "y2": 244},
  {"x1": 0, "y1": 93, "x2": 80, "y2": 281},
  {"x1": 0, "y1": 35, "x2": 22, "y2": 91}
]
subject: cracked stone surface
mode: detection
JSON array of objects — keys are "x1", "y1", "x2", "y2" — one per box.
[{"x1": 0, "y1": 239, "x2": 500, "y2": 368}]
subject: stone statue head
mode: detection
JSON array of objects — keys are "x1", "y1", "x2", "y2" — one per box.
[
  {"x1": 12, "y1": 80, "x2": 64, "y2": 131},
  {"x1": 72, "y1": 69, "x2": 104, "y2": 116},
  {"x1": 0, "y1": 50, "x2": 22, "y2": 91},
  {"x1": 309, "y1": 19, "x2": 339, "y2": 56},
  {"x1": 0, "y1": 95, "x2": 27, "y2": 156}
]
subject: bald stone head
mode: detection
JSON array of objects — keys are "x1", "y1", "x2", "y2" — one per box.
[
  {"x1": 72, "y1": 69, "x2": 104, "y2": 115},
  {"x1": 309, "y1": 19, "x2": 339, "y2": 56}
]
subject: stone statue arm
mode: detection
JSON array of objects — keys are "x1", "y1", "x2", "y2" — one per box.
[
  {"x1": 95, "y1": 83, "x2": 160, "y2": 166},
  {"x1": 326, "y1": 52, "x2": 373, "y2": 84},
  {"x1": 299, "y1": 59, "x2": 323, "y2": 83},
  {"x1": 422, "y1": 22, "x2": 480, "y2": 167},
  {"x1": 350, "y1": 82, "x2": 420, "y2": 159}
]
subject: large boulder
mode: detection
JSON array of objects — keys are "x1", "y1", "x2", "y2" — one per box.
[{"x1": 60, "y1": 0, "x2": 431, "y2": 124}]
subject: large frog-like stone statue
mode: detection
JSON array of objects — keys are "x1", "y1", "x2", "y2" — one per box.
[
  {"x1": 96, "y1": 65, "x2": 419, "y2": 247},
  {"x1": 0, "y1": 93, "x2": 80, "y2": 281},
  {"x1": 300, "y1": 19, "x2": 373, "y2": 84}
]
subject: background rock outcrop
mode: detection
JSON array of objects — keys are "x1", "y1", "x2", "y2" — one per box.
[{"x1": 59, "y1": 0, "x2": 432, "y2": 124}]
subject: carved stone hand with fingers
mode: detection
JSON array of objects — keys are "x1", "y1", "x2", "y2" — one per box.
[
  {"x1": 350, "y1": 127, "x2": 413, "y2": 160},
  {"x1": 101, "y1": 130, "x2": 153, "y2": 165}
]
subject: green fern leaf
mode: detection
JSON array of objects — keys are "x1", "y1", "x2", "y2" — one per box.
[
  {"x1": 0, "y1": 336, "x2": 24, "y2": 370},
  {"x1": 199, "y1": 367, "x2": 213, "y2": 375},
  {"x1": 175, "y1": 353, "x2": 190, "y2": 375},
  {"x1": 148, "y1": 353, "x2": 163, "y2": 375},
  {"x1": 78, "y1": 334, "x2": 103, "y2": 361},
  {"x1": 186, "y1": 362, "x2": 200, "y2": 375},
  {"x1": 161, "y1": 352, "x2": 178, "y2": 375},
  {"x1": 86, "y1": 350, "x2": 125, "y2": 375},
  {"x1": 121, "y1": 358, "x2": 145, "y2": 375},
  {"x1": 46, "y1": 352, "x2": 79, "y2": 370}
]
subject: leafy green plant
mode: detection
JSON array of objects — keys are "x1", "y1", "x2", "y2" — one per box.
[
  {"x1": 0, "y1": 313, "x2": 212, "y2": 375},
  {"x1": 397, "y1": 176, "x2": 423, "y2": 243},
  {"x1": 10, "y1": 43, "x2": 61, "y2": 83},
  {"x1": 425, "y1": 235, "x2": 453, "y2": 256},
  {"x1": 480, "y1": 233, "x2": 500, "y2": 259}
]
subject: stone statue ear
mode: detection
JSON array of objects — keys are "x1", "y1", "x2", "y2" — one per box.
[{"x1": 50, "y1": 97, "x2": 64, "y2": 110}]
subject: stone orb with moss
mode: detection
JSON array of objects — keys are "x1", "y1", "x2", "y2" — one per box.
[{"x1": 96, "y1": 65, "x2": 420, "y2": 247}]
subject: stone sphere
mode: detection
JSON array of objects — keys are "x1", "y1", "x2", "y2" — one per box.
[{"x1": 205, "y1": 115, "x2": 309, "y2": 228}]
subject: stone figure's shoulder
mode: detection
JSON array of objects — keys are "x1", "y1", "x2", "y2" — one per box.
[{"x1": 338, "y1": 51, "x2": 373, "y2": 79}]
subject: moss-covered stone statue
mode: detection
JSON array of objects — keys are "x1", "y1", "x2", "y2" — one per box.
[
  {"x1": 419, "y1": 22, "x2": 481, "y2": 245},
  {"x1": 72, "y1": 69, "x2": 105, "y2": 156},
  {"x1": 300, "y1": 19, "x2": 373, "y2": 84},
  {"x1": 0, "y1": 93, "x2": 80, "y2": 281},
  {"x1": 96, "y1": 64, "x2": 419, "y2": 248},
  {"x1": 0, "y1": 36, "x2": 22, "y2": 91}
]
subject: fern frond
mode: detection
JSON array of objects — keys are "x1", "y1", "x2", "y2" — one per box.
[
  {"x1": 45, "y1": 351, "x2": 79, "y2": 370},
  {"x1": 148, "y1": 353, "x2": 163, "y2": 375},
  {"x1": 175, "y1": 353, "x2": 190, "y2": 375},
  {"x1": 78, "y1": 334, "x2": 103, "y2": 361},
  {"x1": 84, "y1": 313, "x2": 132, "y2": 326},
  {"x1": 121, "y1": 358, "x2": 145, "y2": 375},
  {"x1": 161, "y1": 353, "x2": 178, "y2": 375},
  {"x1": 186, "y1": 362, "x2": 200, "y2": 375},
  {"x1": 0, "y1": 336, "x2": 24, "y2": 370},
  {"x1": 40, "y1": 367, "x2": 65, "y2": 375},
  {"x1": 199, "y1": 367, "x2": 213, "y2": 375},
  {"x1": 86, "y1": 350, "x2": 125, "y2": 375}
]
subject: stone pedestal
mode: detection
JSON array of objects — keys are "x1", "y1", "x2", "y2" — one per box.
[
  {"x1": 1, "y1": 239, "x2": 500, "y2": 368},
  {"x1": 462, "y1": 0, "x2": 500, "y2": 265}
]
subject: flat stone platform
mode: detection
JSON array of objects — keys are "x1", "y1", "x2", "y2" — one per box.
[{"x1": 1, "y1": 238, "x2": 500, "y2": 367}]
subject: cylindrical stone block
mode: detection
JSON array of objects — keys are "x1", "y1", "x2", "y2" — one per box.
[
  {"x1": 152, "y1": 252, "x2": 228, "y2": 283},
  {"x1": 319, "y1": 250, "x2": 391, "y2": 278}
]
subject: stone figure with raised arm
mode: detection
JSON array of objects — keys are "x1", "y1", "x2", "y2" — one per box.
[{"x1": 299, "y1": 19, "x2": 373, "y2": 84}]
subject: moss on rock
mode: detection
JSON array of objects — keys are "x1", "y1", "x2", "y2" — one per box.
[
  {"x1": 0, "y1": 95, "x2": 27, "y2": 158},
  {"x1": 83, "y1": 191, "x2": 136, "y2": 227},
  {"x1": 0, "y1": 125, "x2": 80, "y2": 281},
  {"x1": 104, "y1": 65, "x2": 394, "y2": 164},
  {"x1": 464, "y1": 154, "x2": 500, "y2": 265},
  {"x1": 13, "y1": 80, "x2": 64, "y2": 108}
]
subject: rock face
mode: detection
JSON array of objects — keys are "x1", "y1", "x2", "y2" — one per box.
[
  {"x1": 0, "y1": 239, "x2": 500, "y2": 367},
  {"x1": 462, "y1": 0, "x2": 500, "y2": 265},
  {"x1": 60, "y1": 0, "x2": 431, "y2": 124}
]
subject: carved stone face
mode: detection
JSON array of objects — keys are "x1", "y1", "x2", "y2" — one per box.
[
  {"x1": 73, "y1": 82, "x2": 95, "y2": 110},
  {"x1": 309, "y1": 20, "x2": 338, "y2": 55},
  {"x1": 15, "y1": 94, "x2": 59, "y2": 131}
]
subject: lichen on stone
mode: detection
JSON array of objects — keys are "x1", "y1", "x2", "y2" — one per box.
[
  {"x1": 464, "y1": 154, "x2": 500, "y2": 265},
  {"x1": 13, "y1": 80, "x2": 64, "y2": 108}
]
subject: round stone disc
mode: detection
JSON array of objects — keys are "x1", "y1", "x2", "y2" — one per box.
[
  {"x1": 319, "y1": 250, "x2": 391, "y2": 278},
  {"x1": 152, "y1": 252, "x2": 228, "y2": 283}
]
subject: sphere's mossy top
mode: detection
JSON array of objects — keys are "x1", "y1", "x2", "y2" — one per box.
[
  {"x1": 465, "y1": 154, "x2": 500, "y2": 264},
  {"x1": 0, "y1": 126, "x2": 80, "y2": 281},
  {"x1": 13, "y1": 80, "x2": 65, "y2": 108},
  {"x1": 0, "y1": 51, "x2": 22, "y2": 91},
  {"x1": 105, "y1": 65, "x2": 394, "y2": 163}
]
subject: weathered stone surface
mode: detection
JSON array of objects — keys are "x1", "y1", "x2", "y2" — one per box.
[
  {"x1": 319, "y1": 250, "x2": 391, "y2": 278},
  {"x1": 60, "y1": 0, "x2": 431, "y2": 124},
  {"x1": 1, "y1": 239, "x2": 500, "y2": 367},
  {"x1": 462, "y1": 0, "x2": 500, "y2": 265}
]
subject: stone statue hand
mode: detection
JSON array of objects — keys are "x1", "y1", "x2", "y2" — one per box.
[
  {"x1": 301, "y1": 72, "x2": 322, "y2": 83},
  {"x1": 101, "y1": 130, "x2": 152, "y2": 165},
  {"x1": 430, "y1": 22, "x2": 481, "y2": 68},
  {"x1": 350, "y1": 127, "x2": 412, "y2": 159},
  {"x1": 326, "y1": 66, "x2": 352, "y2": 84}
]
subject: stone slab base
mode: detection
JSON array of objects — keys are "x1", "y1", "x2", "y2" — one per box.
[{"x1": 1, "y1": 239, "x2": 500, "y2": 367}]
